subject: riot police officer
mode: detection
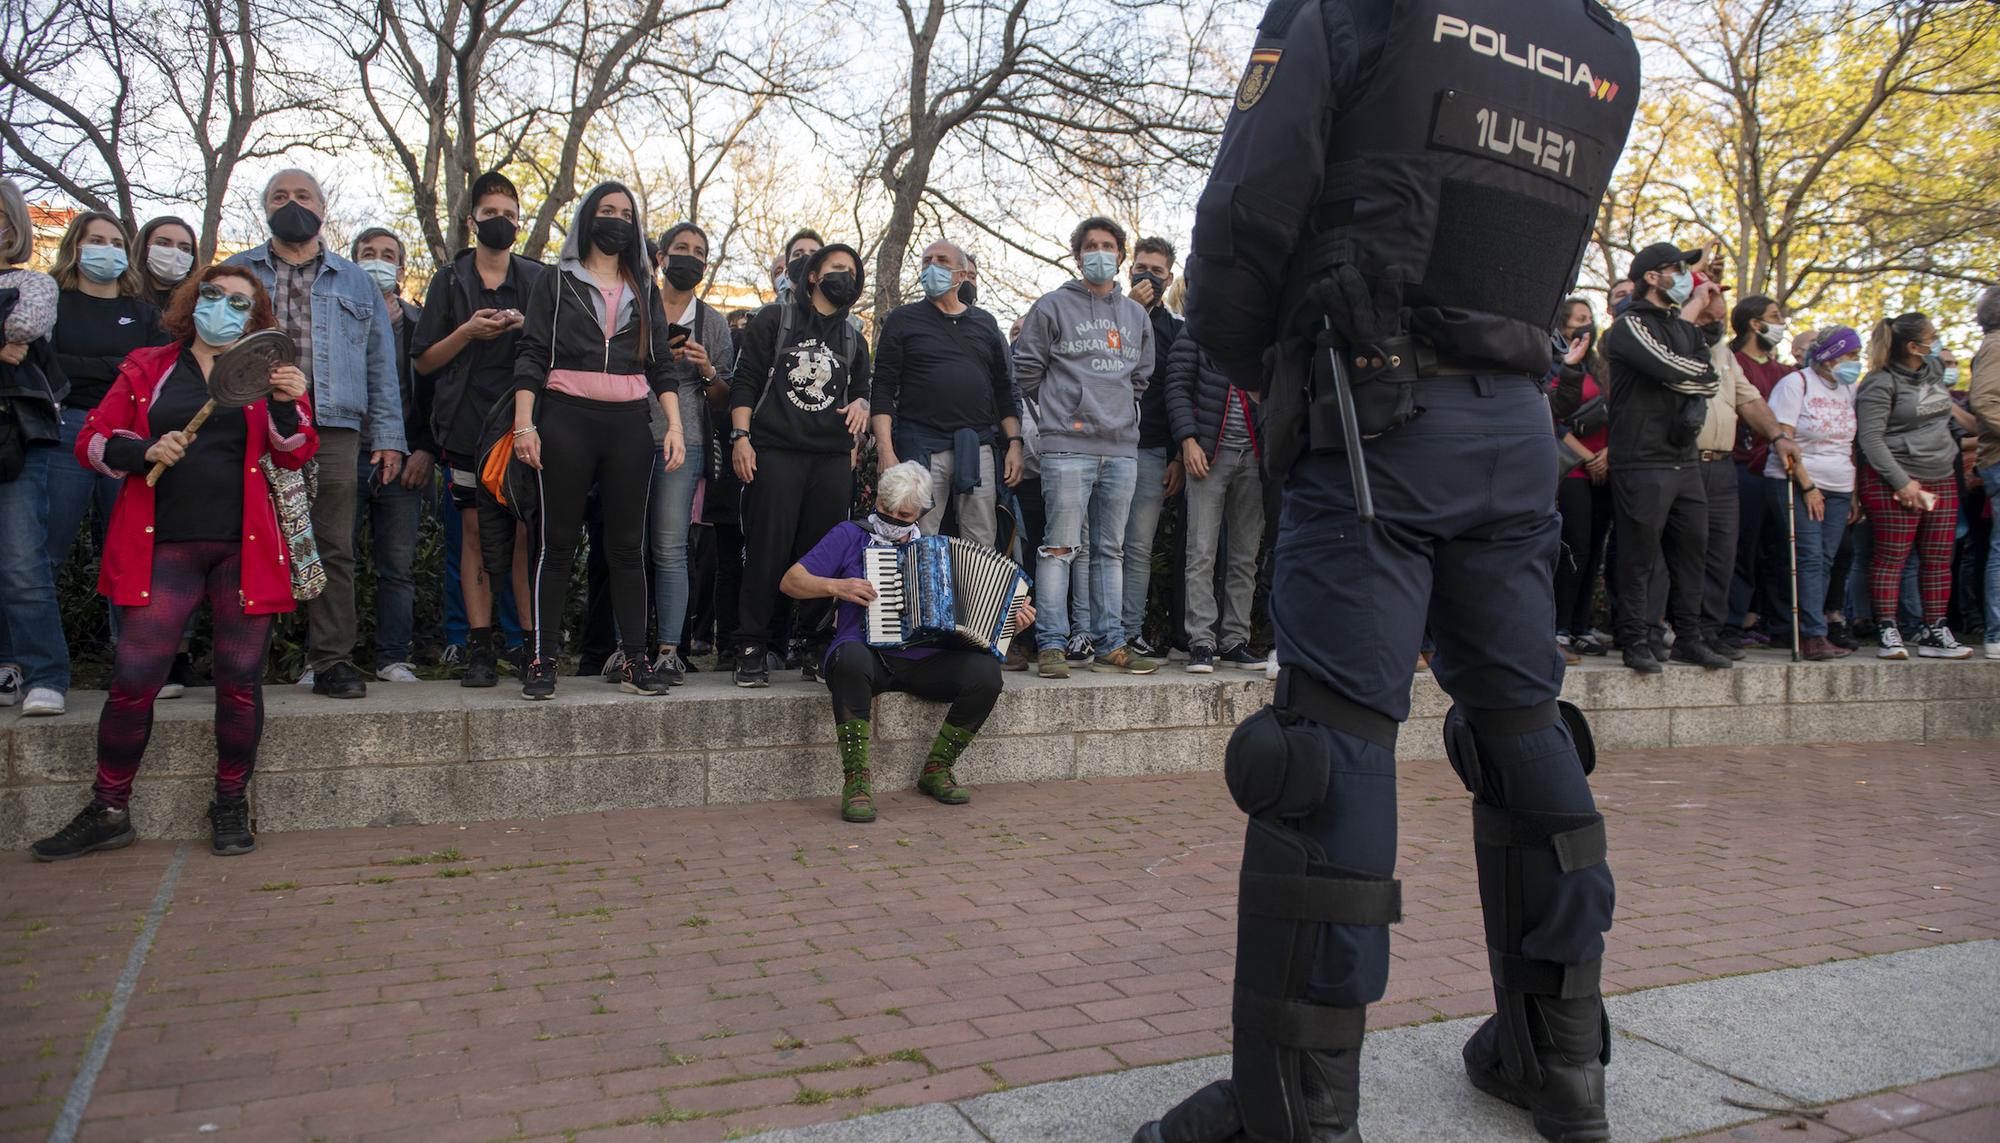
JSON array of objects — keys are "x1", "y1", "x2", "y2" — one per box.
[{"x1": 1135, "y1": 2, "x2": 1640, "y2": 1142}]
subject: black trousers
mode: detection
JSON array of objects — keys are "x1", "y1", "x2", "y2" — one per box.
[
  {"x1": 825, "y1": 641, "x2": 1003, "y2": 732},
  {"x1": 1609, "y1": 465, "x2": 1707, "y2": 647},
  {"x1": 735, "y1": 448, "x2": 848, "y2": 654},
  {"x1": 1554, "y1": 477, "x2": 1612, "y2": 637},
  {"x1": 533, "y1": 393, "x2": 654, "y2": 662}
]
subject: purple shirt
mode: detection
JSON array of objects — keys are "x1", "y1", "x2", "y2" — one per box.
[{"x1": 798, "y1": 522, "x2": 939, "y2": 664}]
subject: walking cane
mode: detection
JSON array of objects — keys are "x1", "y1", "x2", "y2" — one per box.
[
  {"x1": 1784, "y1": 456, "x2": 1802, "y2": 663},
  {"x1": 145, "y1": 329, "x2": 297, "y2": 486}
]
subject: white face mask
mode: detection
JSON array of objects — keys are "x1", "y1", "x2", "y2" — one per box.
[
  {"x1": 148, "y1": 245, "x2": 195, "y2": 284},
  {"x1": 1758, "y1": 321, "x2": 1786, "y2": 348}
]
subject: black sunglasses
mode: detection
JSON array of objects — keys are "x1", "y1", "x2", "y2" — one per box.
[{"x1": 197, "y1": 283, "x2": 254, "y2": 313}]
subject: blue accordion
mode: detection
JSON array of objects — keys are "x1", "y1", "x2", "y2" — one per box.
[{"x1": 862, "y1": 536, "x2": 1031, "y2": 660}]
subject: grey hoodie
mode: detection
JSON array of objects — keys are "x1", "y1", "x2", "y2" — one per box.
[
  {"x1": 1012, "y1": 278, "x2": 1154, "y2": 457},
  {"x1": 1857, "y1": 357, "x2": 1957, "y2": 487}
]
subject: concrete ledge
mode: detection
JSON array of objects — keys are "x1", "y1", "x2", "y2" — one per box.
[{"x1": 4, "y1": 652, "x2": 1997, "y2": 846}]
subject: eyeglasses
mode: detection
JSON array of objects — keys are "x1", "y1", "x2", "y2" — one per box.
[{"x1": 197, "y1": 283, "x2": 253, "y2": 313}]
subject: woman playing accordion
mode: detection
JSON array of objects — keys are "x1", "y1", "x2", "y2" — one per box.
[{"x1": 780, "y1": 461, "x2": 1034, "y2": 823}]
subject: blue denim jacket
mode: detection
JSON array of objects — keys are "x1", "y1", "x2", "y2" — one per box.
[{"x1": 224, "y1": 243, "x2": 407, "y2": 452}]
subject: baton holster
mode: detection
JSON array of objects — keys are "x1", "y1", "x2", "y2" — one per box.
[{"x1": 1306, "y1": 329, "x2": 1429, "y2": 454}]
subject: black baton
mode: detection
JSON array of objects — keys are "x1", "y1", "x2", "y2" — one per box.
[{"x1": 1323, "y1": 320, "x2": 1376, "y2": 523}]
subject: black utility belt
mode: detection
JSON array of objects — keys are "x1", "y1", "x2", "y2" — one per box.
[{"x1": 1314, "y1": 332, "x2": 1514, "y2": 386}]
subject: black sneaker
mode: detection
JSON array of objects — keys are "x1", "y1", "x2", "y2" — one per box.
[
  {"x1": 1826, "y1": 619, "x2": 1860, "y2": 651},
  {"x1": 802, "y1": 655, "x2": 821, "y2": 685},
  {"x1": 1622, "y1": 644, "x2": 1664, "y2": 674},
  {"x1": 599, "y1": 649, "x2": 627, "y2": 685},
  {"x1": 1130, "y1": 635, "x2": 1163, "y2": 659},
  {"x1": 31, "y1": 803, "x2": 136, "y2": 861},
  {"x1": 735, "y1": 646, "x2": 770, "y2": 688},
  {"x1": 1669, "y1": 639, "x2": 1734, "y2": 670},
  {"x1": 1186, "y1": 644, "x2": 1215, "y2": 674},
  {"x1": 311, "y1": 661, "x2": 367, "y2": 699},
  {"x1": 1218, "y1": 644, "x2": 1263, "y2": 669},
  {"x1": 207, "y1": 798, "x2": 255, "y2": 856},
  {"x1": 1647, "y1": 639, "x2": 1670, "y2": 664},
  {"x1": 650, "y1": 649, "x2": 686, "y2": 687},
  {"x1": 522, "y1": 657, "x2": 559, "y2": 700},
  {"x1": 619, "y1": 656, "x2": 669, "y2": 695},
  {"x1": 1065, "y1": 633, "x2": 1095, "y2": 663},
  {"x1": 460, "y1": 628, "x2": 499, "y2": 688}
]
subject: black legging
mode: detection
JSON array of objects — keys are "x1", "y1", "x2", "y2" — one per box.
[
  {"x1": 736, "y1": 447, "x2": 849, "y2": 654},
  {"x1": 532, "y1": 392, "x2": 655, "y2": 661},
  {"x1": 1555, "y1": 477, "x2": 1612, "y2": 636},
  {"x1": 826, "y1": 641, "x2": 1003, "y2": 731}
]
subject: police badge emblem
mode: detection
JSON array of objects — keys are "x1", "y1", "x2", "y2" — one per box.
[{"x1": 1235, "y1": 46, "x2": 1281, "y2": 111}]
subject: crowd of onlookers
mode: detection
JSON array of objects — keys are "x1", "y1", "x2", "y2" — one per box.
[
  {"x1": 1560, "y1": 241, "x2": 1997, "y2": 670},
  {"x1": 4, "y1": 167, "x2": 1996, "y2": 857}
]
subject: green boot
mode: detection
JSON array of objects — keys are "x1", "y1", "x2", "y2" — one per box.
[
  {"x1": 917, "y1": 724, "x2": 974, "y2": 805},
  {"x1": 837, "y1": 719, "x2": 876, "y2": 823}
]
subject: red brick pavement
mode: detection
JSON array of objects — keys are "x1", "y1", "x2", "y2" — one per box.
[
  {"x1": 1679, "y1": 1064, "x2": 2000, "y2": 1141},
  {"x1": 0, "y1": 740, "x2": 1994, "y2": 1142}
]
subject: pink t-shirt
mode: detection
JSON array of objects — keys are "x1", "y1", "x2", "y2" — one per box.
[{"x1": 547, "y1": 281, "x2": 648, "y2": 402}]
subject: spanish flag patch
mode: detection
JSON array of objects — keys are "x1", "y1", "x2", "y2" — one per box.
[{"x1": 1235, "y1": 46, "x2": 1282, "y2": 112}]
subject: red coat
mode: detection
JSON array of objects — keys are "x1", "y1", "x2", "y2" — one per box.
[{"x1": 75, "y1": 342, "x2": 320, "y2": 615}]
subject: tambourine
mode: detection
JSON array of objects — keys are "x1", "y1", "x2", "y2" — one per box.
[{"x1": 146, "y1": 329, "x2": 299, "y2": 486}]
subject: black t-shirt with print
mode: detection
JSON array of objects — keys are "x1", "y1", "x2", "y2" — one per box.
[{"x1": 728, "y1": 300, "x2": 873, "y2": 454}]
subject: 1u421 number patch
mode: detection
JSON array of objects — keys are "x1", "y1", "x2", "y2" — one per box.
[{"x1": 1235, "y1": 46, "x2": 1282, "y2": 111}]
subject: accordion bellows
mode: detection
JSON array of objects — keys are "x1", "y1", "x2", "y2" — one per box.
[{"x1": 864, "y1": 536, "x2": 1031, "y2": 660}]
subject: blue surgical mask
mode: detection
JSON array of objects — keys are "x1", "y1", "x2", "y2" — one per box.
[
  {"x1": 79, "y1": 245, "x2": 129, "y2": 283},
  {"x1": 1079, "y1": 250, "x2": 1119, "y2": 285},
  {"x1": 194, "y1": 295, "x2": 250, "y2": 347},
  {"x1": 360, "y1": 258, "x2": 399, "y2": 292},
  {"x1": 1943, "y1": 367, "x2": 1961, "y2": 388},
  {"x1": 919, "y1": 263, "x2": 957, "y2": 300},
  {"x1": 1832, "y1": 360, "x2": 1862, "y2": 386},
  {"x1": 1664, "y1": 269, "x2": 1693, "y2": 306}
]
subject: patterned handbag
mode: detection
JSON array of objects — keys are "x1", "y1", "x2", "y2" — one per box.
[{"x1": 258, "y1": 455, "x2": 325, "y2": 601}]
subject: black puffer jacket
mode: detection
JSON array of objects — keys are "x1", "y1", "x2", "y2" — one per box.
[{"x1": 1165, "y1": 334, "x2": 1260, "y2": 457}]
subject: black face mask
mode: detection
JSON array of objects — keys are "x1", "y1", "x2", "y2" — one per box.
[
  {"x1": 817, "y1": 270, "x2": 860, "y2": 309},
  {"x1": 664, "y1": 254, "x2": 706, "y2": 292},
  {"x1": 1131, "y1": 272, "x2": 1163, "y2": 304},
  {"x1": 957, "y1": 281, "x2": 977, "y2": 306},
  {"x1": 475, "y1": 215, "x2": 517, "y2": 251},
  {"x1": 268, "y1": 201, "x2": 322, "y2": 244},
  {"x1": 591, "y1": 217, "x2": 635, "y2": 256}
]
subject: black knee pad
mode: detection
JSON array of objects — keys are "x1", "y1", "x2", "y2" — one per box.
[{"x1": 1224, "y1": 706, "x2": 1331, "y2": 820}]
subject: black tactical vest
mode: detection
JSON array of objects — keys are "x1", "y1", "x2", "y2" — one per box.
[{"x1": 1302, "y1": 0, "x2": 1640, "y2": 375}]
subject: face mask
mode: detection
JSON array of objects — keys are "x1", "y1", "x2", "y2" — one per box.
[
  {"x1": 919, "y1": 263, "x2": 957, "y2": 300},
  {"x1": 1757, "y1": 321, "x2": 1786, "y2": 348},
  {"x1": 268, "y1": 200, "x2": 323, "y2": 244},
  {"x1": 147, "y1": 245, "x2": 194, "y2": 284},
  {"x1": 773, "y1": 274, "x2": 794, "y2": 302},
  {"x1": 590, "y1": 217, "x2": 635, "y2": 256},
  {"x1": 957, "y1": 280, "x2": 977, "y2": 306},
  {"x1": 1832, "y1": 361, "x2": 1862, "y2": 386},
  {"x1": 1943, "y1": 368, "x2": 1962, "y2": 389},
  {"x1": 78, "y1": 245, "x2": 129, "y2": 283},
  {"x1": 359, "y1": 258, "x2": 399, "y2": 292},
  {"x1": 664, "y1": 253, "x2": 706, "y2": 292},
  {"x1": 194, "y1": 294, "x2": 250, "y2": 347},
  {"x1": 1079, "y1": 250, "x2": 1119, "y2": 285},
  {"x1": 866, "y1": 512, "x2": 921, "y2": 544},
  {"x1": 475, "y1": 215, "x2": 518, "y2": 251},
  {"x1": 1130, "y1": 271, "x2": 1164, "y2": 303},
  {"x1": 1664, "y1": 269, "x2": 1693, "y2": 306},
  {"x1": 817, "y1": 270, "x2": 860, "y2": 309}
]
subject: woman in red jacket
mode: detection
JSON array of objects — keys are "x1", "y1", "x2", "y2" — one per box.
[{"x1": 31, "y1": 266, "x2": 318, "y2": 862}]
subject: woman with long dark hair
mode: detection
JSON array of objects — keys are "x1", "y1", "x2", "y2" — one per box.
[
  {"x1": 1856, "y1": 312, "x2": 1974, "y2": 659},
  {"x1": 511, "y1": 181, "x2": 687, "y2": 699},
  {"x1": 135, "y1": 216, "x2": 201, "y2": 308},
  {"x1": 32, "y1": 266, "x2": 318, "y2": 860}
]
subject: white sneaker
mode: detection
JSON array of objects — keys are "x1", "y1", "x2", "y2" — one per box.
[
  {"x1": 1916, "y1": 624, "x2": 1973, "y2": 660},
  {"x1": 376, "y1": 662, "x2": 421, "y2": 683},
  {"x1": 21, "y1": 687, "x2": 65, "y2": 716},
  {"x1": 1876, "y1": 626, "x2": 1909, "y2": 660},
  {"x1": 1985, "y1": 642, "x2": 2000, "y2": 661},
  {"x1": 156, "y1": 680, "x2": 185, "y2": 700},
  {"x1": 0, "y1": 664, "x2": 21, "y2": 707},
  {"x1": 296, "y1": 668, "x2": 316, "y2": 687}
]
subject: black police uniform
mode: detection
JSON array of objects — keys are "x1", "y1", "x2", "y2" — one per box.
[{"x1": 1137, "y1": 2, "x2": 1640, "y2": 1142}]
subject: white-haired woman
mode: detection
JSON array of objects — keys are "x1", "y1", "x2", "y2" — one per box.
[{"x1": 780, "y1": 461, "x2": 1034, "y2": 823}]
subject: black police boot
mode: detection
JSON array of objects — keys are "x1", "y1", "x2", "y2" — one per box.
[
  {"x1": 460, "y1": 627, "x2": 499, "y2": 688},
  {"x1": 1463, "y1": 995, "x2": 1608, "y2": 1143},
  {"x1": 1134, "y1": 1049, "x2": 1362, "y2": 1143}
]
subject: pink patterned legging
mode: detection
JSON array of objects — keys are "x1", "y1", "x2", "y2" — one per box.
[{"x1": 94, "y1": 542, "x2": 273, "y2": 810}]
